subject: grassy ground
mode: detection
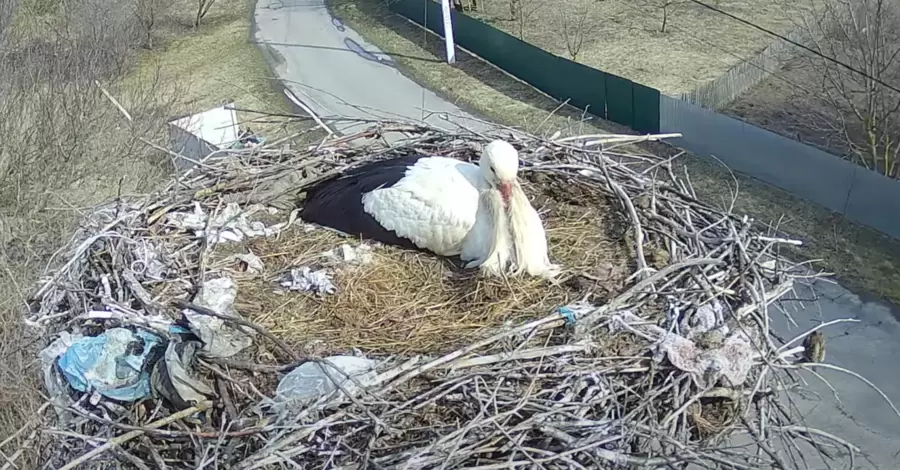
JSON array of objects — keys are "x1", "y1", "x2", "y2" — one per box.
[
  {"x1": 466, "y1": 0, "x2": 802, "y2": 95},
  {"x1": 0, "y1": 0, "x2": 287, "y2": 457},
  {"x1": 126, "y1": 0, "x2": 292, "y2": 119},
  {"x1": 330, "y1": 0, "x2": 900, "y2": 304}
]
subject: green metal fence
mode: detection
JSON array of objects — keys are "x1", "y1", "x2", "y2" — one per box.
[{"x1": 387, "y1": 0, "x2": 660, "y2": 134}]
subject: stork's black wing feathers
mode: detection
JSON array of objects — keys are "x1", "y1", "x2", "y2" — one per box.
[{"x1": 299, "y1": 155, "x2": 426, "y2": 250}]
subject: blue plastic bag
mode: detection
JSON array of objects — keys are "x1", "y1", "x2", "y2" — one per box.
[{"x1": 57, "y1": 328, "x2": 162, "y2": 402}]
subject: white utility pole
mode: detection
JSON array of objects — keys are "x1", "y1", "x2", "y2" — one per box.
[{"x1": 440, "y1": 0, "x2": 457, "y2": 64}]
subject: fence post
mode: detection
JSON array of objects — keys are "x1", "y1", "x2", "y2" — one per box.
[{"x1": 439, "y1": 0, "x2": 456, "y2": 64}]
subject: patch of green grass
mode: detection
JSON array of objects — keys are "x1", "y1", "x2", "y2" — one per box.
[{"x1": 332, "y1": 0, "x2": 900, "y2": 304}]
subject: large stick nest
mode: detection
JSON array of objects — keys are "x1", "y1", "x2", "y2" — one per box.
[{"x1": 26, "y1": 120, "x2": 848, "y2": 469}]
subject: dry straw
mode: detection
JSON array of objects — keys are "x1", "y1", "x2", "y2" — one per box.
[{"x1": 21, "y1": 116, "x2": 884, "y2": 469}]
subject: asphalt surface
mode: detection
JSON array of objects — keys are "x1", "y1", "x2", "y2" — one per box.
[
  {"x1": 252, "y1": 1, "x2": 900, "y2": 467},
  {"x1": 253, "y1": 0, "x2": 487, "y2": 138}
]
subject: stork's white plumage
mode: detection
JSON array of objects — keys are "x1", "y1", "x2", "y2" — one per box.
[{"x1": 299, "y1": 140, "x2": 559, "y2": 278}]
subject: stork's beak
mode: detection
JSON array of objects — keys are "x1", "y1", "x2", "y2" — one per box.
[{"x1": 498, "y1": 181, "x2": 512, "y2": 207}]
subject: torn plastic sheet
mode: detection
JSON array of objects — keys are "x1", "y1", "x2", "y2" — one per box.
[
  {"x1": 321, "y1": 243, "x2": 373, "y2": 266},
  {"x1": 151, "y1": 340, "x2": 216, "y2": 410},
  {"x1": 223, "y1": 252, "x2": 265, "y2": 275},
  {"x1": 280, "y1": 267, "x2": 336, "y2": 294},
  {"x1": 40, "y1": 332, "x2": 83, "y2": 419},
  {"x1": 165, "y1": 202, "x2": 298, "y2": 244},
  {"x1": 132, "y1": 239, "x2": 169, "y2": 281},
  {"x1": 56, "y1": 328, "x2": 162, "y2": 402},
  {"x1": 274, "y1": 356, "x2": 377, "y2": 408},
  {"x1": 182, "y1": 277, "x2": 254, "y2": 358}
]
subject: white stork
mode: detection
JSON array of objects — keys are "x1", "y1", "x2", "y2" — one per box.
[{"x1": 299, "y1": 140, "x2": 559, "y2": 278}]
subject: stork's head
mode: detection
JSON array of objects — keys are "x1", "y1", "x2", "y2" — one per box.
[{"x1": 480, "y1": 140, "x2": 520, "y2": 206}]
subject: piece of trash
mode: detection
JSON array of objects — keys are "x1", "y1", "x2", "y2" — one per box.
[
  {"x1": 321, "y1": 243, "x2": 373, "y2": 266},
  {"x1": 166, "y1": 202, "x2": 295, "y2": 244},
  {"x1": 274, "y1": 356, "x2": 378, "y2": 408},
  {"x1": 85, "y1": 310, "x2": 175, "y2": 337},
  {"x1": 40, "y1": 332, "x2": 84, "y2": 420},
  {"x1": 183, "y1": 277, "x2": 254, "y2": 358},
  {"x1": 280, "y1": 267, "x2": 336, "y2": 294},
  {"x1": 151, "y1": 341, "x2": 216, "y2": 410},
  {"x1": 235, "y1": 252, "x2": 265, "y2": 274},
  {"x1": 654, "y1": 331, "x2": 756, "y2": 388},
  {"x1": 681, "y1": 300, "x2": 727, "y2": 340},
  {"x1": 56, "y1": 328, "x2": 162, "y2": 402},
  {"x1": 555, "y1": 302, "x2": 593, "y2": 326},
  {"x1": 132, "y1": 240, "x2": 169, "y2": 281}
]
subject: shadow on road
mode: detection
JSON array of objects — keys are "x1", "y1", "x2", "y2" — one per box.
[
  {"x1": 327, "y1": 0, "x2": 603, "y2": 131},
  {"x1": 249, "y1": 40, "x2": 441, "y2": 64}
]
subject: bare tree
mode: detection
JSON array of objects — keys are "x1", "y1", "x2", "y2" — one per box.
[
  {"x1": 195, "y1": 0, "x2": 217, "y2": 27},
  {"x1": 793, "y1": 0, "x2": 900, "y2": 177},
  {"x1": 509, "y1": 0, "x2": 542, "y2": 39},
  {"x1": 658, "y1": 0, "x2": 681, "y2": 33},
  {"x1": 133, "y1": 0, "x2": 174, "y2": 49},
  {"x1": 557, "y1": 5, "x2": 594, "y2": 62}
]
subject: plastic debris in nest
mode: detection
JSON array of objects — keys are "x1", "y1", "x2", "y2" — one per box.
[
  {"x1": 181, "y1": 277, "x2": 255, "y2": 358},
  {"x1": 132, "y1": 239, "x2": 170, "y2": 281},
  {"x1": 221, "y1": 251, "x2": 265, "y2": 276},
  {"x1": 279, "y1": 266, "x2": 336, "y2": 295},
  {"x1": 609, "y1": 309, "x2": 758, "y2": 389},
  {"x1": 151, "y1": 338, "x2": 216, "y2": 410},
  {"x1": 321, "y1": 243, "x2": 374, "y2": 267},
  {"x1": 272, "y1": 355, "x2": 378, "y2": 410},
  {"x1": 40, "y1": 332, "x2": 85, "y2": 419},
  {"x1": 55, "y1": 328, "x2": 163, "y2": 402},
  {"x1": 165, "y1": 201, "x2": 297, "y2": 244}
]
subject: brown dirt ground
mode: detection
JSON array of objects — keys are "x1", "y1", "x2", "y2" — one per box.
[
  {"x1": 468, "y1": 0, "x2": 802, "y2": 95},
  {"x1": 723, "y1": 57, "x2": 854, "y2": 157},
  {"x1": 330, "y1": 0, "x2": 900, "y2": 307}
]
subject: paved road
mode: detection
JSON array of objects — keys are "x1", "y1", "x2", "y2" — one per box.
[
  {"x1": 253, "y1": 0, "x2": 487, "y2": 138},
  {"x1": 252, "y1": 1, "x2": 900, "y2": 467}
]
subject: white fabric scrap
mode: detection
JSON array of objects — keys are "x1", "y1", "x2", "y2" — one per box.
[
  {"x1": 183, "y1": 277, "x2": 254, "y2": 358},
  {"x1": 281, "y1": 267, "x2": 336, "y2": 295},
  {"x1": 321, "y1": 243, "x2": 373, "y2": 266},
  {"x1": 655, "y1": 331, "x2": 756, "y2": 388},
  {"x1": 608, "y1": 309, "x2": 754, "y2": 387}
]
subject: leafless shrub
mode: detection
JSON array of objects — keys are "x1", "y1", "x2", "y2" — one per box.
[
  {"x1": 509, "y1": 0, "x2": 541, "y2": 39},
  {"x1": 133, "y1": 0, "x2": 175, "y2": 49},
  {"x1": 557, "y1": 4, "x2": 594, "y2": 62},
  {"x1": 0, "y1": 0, "x2": 181, "y2": 457},
  {"x1": 658, "y1": 0, "x2": 682, "y2": 33},
  {"x1": 792, "y1": 0, "x2": 900, "y2": 177},
  {"x1": 195, "y1": 0, "x2": 217, "y2": 27}
]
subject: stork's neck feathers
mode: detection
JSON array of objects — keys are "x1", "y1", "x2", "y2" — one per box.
[
  {"x1": 464, "y1": 140, "x2": 559, "y2": 279},
  {"x1": 479, "y1": 181, "x2": 558, "y2": 278}
]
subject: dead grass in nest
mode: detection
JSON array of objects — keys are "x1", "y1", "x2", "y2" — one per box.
[{"x1": 222, "y1": 179, "x2": 631, "y2": 356}]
